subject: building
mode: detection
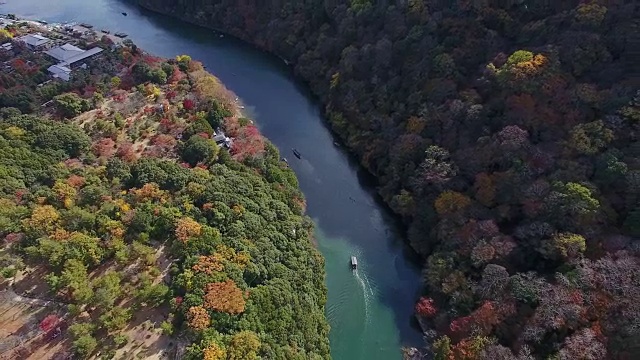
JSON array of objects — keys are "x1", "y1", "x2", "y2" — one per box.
[
  {"x1": 45, "y1": 44, "x2": 104, "y2": 81},
  {"x1": 0, "y1": 43, "x2": 12, "y2": 52},
  {"x1": 60, "y1": 47, "x2": 103, "y2": 68},
  {"x1": 213, "y1": 132, "x2": 233, "y2": 149},
  {"x1": 47, "y1": 64, "x2": 72, "y2": 81},
  {"x1": 46, "y1": 44, "x2": 104, "y2": 68},
  {"x1": 15, "y1": 33, "x2": 52, "y2": 50},
  {"x1": 45, "y1": 43, "x2": 85, "y2": 62},
  {"x1": 0, "y1": 18, "x2": 16, "y2": 28}
]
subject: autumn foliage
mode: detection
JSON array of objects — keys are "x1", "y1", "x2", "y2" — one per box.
[
  {"x1": 230, "y1": 125, "x2": 265, "y2": 161},
  {"x1": 203, "y1": 343, "x2": 226, "y2": 360},
  {"x1": 186, "y1": 306, "x2": 210, "y2": 330},
  {"x1": 0, "y1": 38, "x2": 329, "y2": 360},
  {"x1": 39, "y1": 314, "x2": 61, "y2": 332},
  {"x1": 434, "y1": 191, "x2": 471, "y2": 216},
  {"x1": 203, "y1": 280, "x2": 246, "y2": 315},
  {"x1": 183, "y1": 98, "x2": 195, "y2": 111},
  {"x1": 175, "y1": 217, "x2": 202, "y2": 242},
  {"x1": 415, "y1": 297, "x2": 436, "y2": 318}
]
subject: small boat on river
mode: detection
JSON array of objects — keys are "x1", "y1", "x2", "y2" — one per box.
[
  {"x1": 122, "y1": 12, "x2": 128, "y2": 16},
  {"x1": 101, "y1": 29, "x2": 110, "y2": 34},
  {"x1": 292, "y1": 149, "x2": 301, "y2": 159},
  {"x1": 114, "y1": 32, "x2": 128, "y2": 38},
  {"x1": 80, "y1": 23, "x2": 93, "y2": 28},
  {"x1": 351, "y1": 256, "x2": 358, "y2": 270}
]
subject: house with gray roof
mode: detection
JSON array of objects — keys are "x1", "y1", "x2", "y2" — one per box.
[
  {"x1": 15, "y1": 33, "x2": 52, "y2": 50},
  {"x1": 46, "y1": 44, "x2": 104, "y2": 81},
  {"x1": 60, "y1": 47, "x2": 103, "y2": 68},
  {"x1": 47, "y1": 64, "x2": 72, "y2": 81},
  {"x1": 45, "y1": 44, "x2": 85, "y2": 62}
]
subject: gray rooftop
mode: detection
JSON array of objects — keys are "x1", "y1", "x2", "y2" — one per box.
[
  {"x1": 45, "y1": 43, "x2": 85, "y2": 62},
  {"x1": 60, "y1": 47, "x2": 104, "y2": 66},
  {"x1": 16, "y1": 33, "x2": 52, "y2": 47}
]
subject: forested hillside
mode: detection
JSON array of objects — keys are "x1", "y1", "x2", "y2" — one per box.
[
  {"x1": 0, "y1": 32, "x2": 329, "y2": 359},
  {"x1": 137, "y1": 0, "x2": 640, "y2": 358}
]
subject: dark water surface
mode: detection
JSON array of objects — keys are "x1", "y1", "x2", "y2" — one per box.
[{"x1": 1, "y1": 1, "x2": 423, "y2": 358}]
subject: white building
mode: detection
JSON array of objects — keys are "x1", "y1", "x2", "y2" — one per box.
[
  {"x1": 47, "y1": 64, "x2": 72, "y2": 81},
  {"x1": 15, "y1": 33, "x2": 52, "y2": 50}
]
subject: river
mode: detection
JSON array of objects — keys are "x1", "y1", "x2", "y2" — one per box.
[{"x1": 0, "y1": 1, "x2": 424, "y2": 358}]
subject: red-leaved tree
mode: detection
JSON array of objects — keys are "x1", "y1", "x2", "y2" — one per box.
[
  {"x1": 415, "y1": 297, "x2": 437, "y2": 318},
  {"x1": 230, "y1": 125, "x2": 265, "y2": 161}
]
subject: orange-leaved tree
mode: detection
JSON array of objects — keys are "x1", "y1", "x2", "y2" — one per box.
[
  {"x1": 186, "y1": 306, "x2": 210, "y2": 330},
  {"x1": 203, "y1": 280, "x2": 246, "y2": 314},
  {"x1": 175, "y1": 217, "x2": 202, "y2": 242},
  {"x1": 203, "y1": 343, "x2": 226, "y2": 360}
]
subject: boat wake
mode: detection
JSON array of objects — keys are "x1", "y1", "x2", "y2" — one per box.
[{"x1": 354, "y1": 269, "x2": 372, "y2": 326}]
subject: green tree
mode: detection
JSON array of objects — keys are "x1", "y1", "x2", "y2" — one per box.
[
  {"x1": 594, "y1": 150, "x2": 628, "y2": 188},
  {"x1": 92, "y1": 271, "x2": 121, "y2": 309},
  {"x1": 506, "y1": 50, "x2": 534, "y2": 66},
  {"x1": 548, "y1": 182, "x2": 599, "y2": 222},
  {"x1": 72, "y1": 335, "x2": 97, "y2": 359},
  {"x1": 433, "y1": 336, "x2": 452, "y2": 360},
  {"x1": 137, "y1": 282, "x2": 169, "y2": 308},
  {"x1": 54, "y1": 93, "x2": 91, "y2": 118},
  {"x1": 64, "y1": 232, "x2": 104, "y2": 266},
  {"x1": 624, "y1": 208, "x2": 640, "y2": 237},
  {"x1": 180, "y1": 135, "x2": 219, "y2": 166},
  {"x1": 34, "y1": 121, "x2": 91, "y2": 157},
  {"x1": 227, "y1": 331, "x2": 261, "y2": 360},
  {"x1": 68, "y1": 322, "x2": 97, "y2": 358},
  {"x1": 568, "y1": 120, "x2": 614, "y2": 155},
  {"x1": 176, "y1": 54, "x2": 192, "y2": 71},
  {"x1": 542, "y1": 233, "x2": 586, "y2": 261},
  {"x1": 99, "y1": 307, "x2": 132, "y2": 331},
  {"x1": 60, "y1": 259, "x2": 93, "y2": 304},
  {"x1": 110, "y1": 76, "x2": 121, "y2": 89},
  {"x1": 0, "y1": 87, "x2": 36, "y2": 113},
  {"x1": 105, "y1": 157, "x2": 131, "y2": 182},
  {"x1": 183, "y1": 118, "x2": 214, "y2": 139}
]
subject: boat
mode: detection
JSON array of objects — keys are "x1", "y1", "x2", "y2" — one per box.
[
  {"x1": 351, "y1": 256, "x2": 357, "y2": 270},
  {"x1": 101, "y1": 29, "x2": 110, "y2": 34},
  {"x1": 292, "y1": 149, "x2": 301, "y2": 159},
  {"x1": 122, "y1": 12, "x2": 128, "y2": 16},
  {"x1": 79, "y1": 23, "x2": 93, "y2": 28},
  {"x1": 281, "y1": 157, "x2": 288, "y2": 164},
  {"x1": 114, "y1": 32, "x2": 128, "y2": 38}
]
